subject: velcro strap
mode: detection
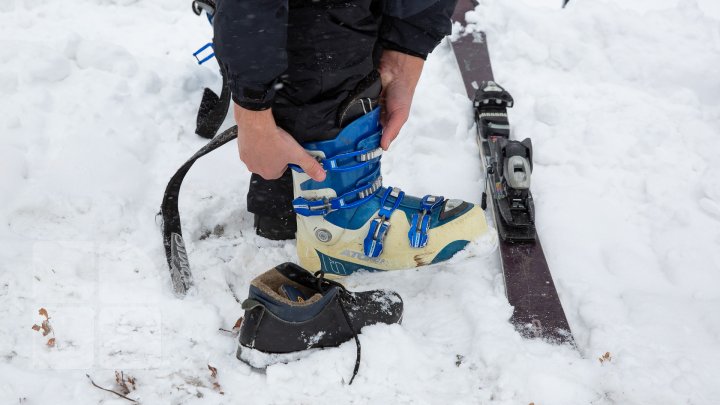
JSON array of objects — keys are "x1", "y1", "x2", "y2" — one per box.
[{"x1": 408, "y1": 195, "x2": 444, "y2": 249}]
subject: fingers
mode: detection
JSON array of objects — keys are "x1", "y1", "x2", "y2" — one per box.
[
  {"x1": 239, "y1": 155, "x2": 285, "y2": 180},
  {"x1": 293, "y1": 150, "x2": 326, "y2": 182},
  {"x1": 380, "y1": 108, "x2": 408, "y2": 150},
  {"x1": 278, "y1": 130, "x2": 326, "y2": 182}
]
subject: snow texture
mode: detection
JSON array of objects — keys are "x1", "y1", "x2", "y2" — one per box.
[{"x1": 1, "y1": 0, "x2": 719, "y2": 403}]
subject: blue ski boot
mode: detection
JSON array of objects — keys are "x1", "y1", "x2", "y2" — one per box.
[{"x1": 291, "y1": 107, "x2": 489, "y2": 275}]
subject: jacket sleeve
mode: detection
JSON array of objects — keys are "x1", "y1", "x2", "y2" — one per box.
[
  {"x1": 380, "y1": 0, "x2": 458, "y2": 59},
  {"x1": 213, "y1": 0, "x2": 288, "y2": 110}
]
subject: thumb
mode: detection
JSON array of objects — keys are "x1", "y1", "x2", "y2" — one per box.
[
  {"x1": 381, "y1": 110, "x2": 405, "y2": 150},
  {"x1": 294, "y1": 150, "x2": 326, "y2": 182}
]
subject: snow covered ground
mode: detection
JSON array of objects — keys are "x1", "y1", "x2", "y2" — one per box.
[{"x1": 1, "y1": 0, "x2": 719, "y2": 403}]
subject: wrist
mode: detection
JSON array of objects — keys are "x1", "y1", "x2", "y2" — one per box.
[
  {"x1": 379, "y1": 50, "x2": 424, "y2": 84},
  {"x1": 380, "y1": 41, "x2": 427, "y2": 60},
  {"x1": 234, "y1": 104, "x2": 276, "y2": 134}
]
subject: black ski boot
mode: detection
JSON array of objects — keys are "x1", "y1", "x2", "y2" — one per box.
[
  {"x1": 248, "y1": 170, "x2": 297, "y2": 240},
  {"x1": 237, "y1": 262, "x2": 403, "y2": 383},
  {"x1": 253, "y1": 214, "x2": 297, "y2": 241}
]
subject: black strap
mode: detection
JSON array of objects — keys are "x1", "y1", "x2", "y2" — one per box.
[
  {"x1": 159, "y1": 125, "x2": 238, "y2": 296},
  {"x1": 192, "y1": 0, "x2": 216, "y2": 16},
  {"x1": 195, "y1": 63, "x2": 231, "y2": 139}
]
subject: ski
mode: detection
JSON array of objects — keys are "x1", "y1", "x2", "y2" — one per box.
[
  {"x1": 450, "y1": 0, "x2": 574, "y2": 344},
  {"x1": 160, "y1": 126, "x2": 239, "y2": 296}
]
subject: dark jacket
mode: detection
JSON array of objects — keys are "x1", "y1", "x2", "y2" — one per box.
[{"x1": 213, "y1": 0, "x2": 457, "y2": 111}]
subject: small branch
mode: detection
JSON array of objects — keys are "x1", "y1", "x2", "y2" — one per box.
[
  {"x1": 86, "y1": 374, "x2": 139, "y2": 403},
  {"x1": 225, "y1": 281, "x2": 242, "y2": 303}
]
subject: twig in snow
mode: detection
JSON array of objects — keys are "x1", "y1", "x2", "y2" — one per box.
[
  {"x1": 218, "y1": 317, "x2": 243, "y2": 336},
  {"x1": 86, "y1": 374, "x2": 139, "y2": 403}
]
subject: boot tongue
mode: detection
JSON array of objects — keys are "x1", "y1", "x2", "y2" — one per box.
[
  {"x1": 273, "y1": 262, "x2": 322, "y2": 292},
  {"x1": 336, "y1": 71, "x2": 381, "y2": 128}
]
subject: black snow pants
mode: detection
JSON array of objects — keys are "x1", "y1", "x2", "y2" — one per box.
[{"x1": 247, "y1": 1, "x2": 383, "y2": 224}]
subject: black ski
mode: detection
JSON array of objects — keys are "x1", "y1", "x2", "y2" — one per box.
[{"x1": 450, "y1": 0, "x2": 574, "y2": 345}]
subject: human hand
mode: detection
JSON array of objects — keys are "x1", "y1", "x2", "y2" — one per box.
[
  {"x1": 234, "y1": 104, "x2": 326, "y2": 182},
  {"x1": 377, "y1": 50, "x2": 425, "y2": 150}
]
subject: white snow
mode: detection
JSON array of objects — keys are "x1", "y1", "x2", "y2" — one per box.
[{"x1": 1, "y1": 0, "x2": 719, "y2": 403}]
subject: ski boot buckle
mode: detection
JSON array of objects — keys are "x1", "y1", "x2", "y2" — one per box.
[
  {"x1": 364, "y1": 187, "x2": 404, "y2": 258},
  {"x1": 409, "y1": 195, "x2": 444, "y2": 248}
]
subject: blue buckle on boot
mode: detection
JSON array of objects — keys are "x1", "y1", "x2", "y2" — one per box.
[
  {"x1": 289, "y1": 147, "x2": 382, "y2": 174},
  {"x1": 193, "y1": 43, "x2": 215, "y2": 65},
  {"x1": 364, "y1": 187, "x2": 404, "y2": 258},
  {"x1": 293, "y1": 197, "x2": 334, "y2": 217},
  {"x1": 322, "y1": 147, "x2": 383, "y2": 172},
  {"x1": 293, "y1": 178, "x2": 383, "y2": 217},
  {"x1": 408, "y1": 195, "x2": 444, "y2": 249}
]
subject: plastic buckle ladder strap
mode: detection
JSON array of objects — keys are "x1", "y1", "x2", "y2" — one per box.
[
  {"x1": 321, "y1": 147, "x2": 383, "y2": 172},
  {"x1": 293, "y1": 177, "x2": 383, "y2": 217},
  {"x1": 363, "y1": 187, "x2": 405, "y2": 258},
  {"x1": 288, "y1": 146, "x2": 382, "y2": 173},
  {"x1": 193, "y1": 43, "x2": 215, "y2": 65},
  {"x1": 408, "y1": 195, "x2": 444, "y2": 249},
  {"x1": 191, "y1": 0, "x2": 216, "y2": 64}
]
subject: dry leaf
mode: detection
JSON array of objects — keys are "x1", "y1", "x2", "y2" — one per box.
[
  {"x1": 40, "y1": 320, "x2": 52, "y2": 336},
  {"x1": 33, "y1": 308, "x2": 54, "y2": 343},
  {"x1": 115, "y1": 371, "x2": 127, "y2": 394},
  {"x1": 32, "y1": 308, "x2": 55, "y2": 348},
  {"x1": 208, "y1": 365, "x2": 223, "y2": 394},
  {"x1": 114, "y1": 371, "x2": 137, "y2": 395},
  {"x1": 232, "y1": 318, "x2": 243, "y2": 330}
]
